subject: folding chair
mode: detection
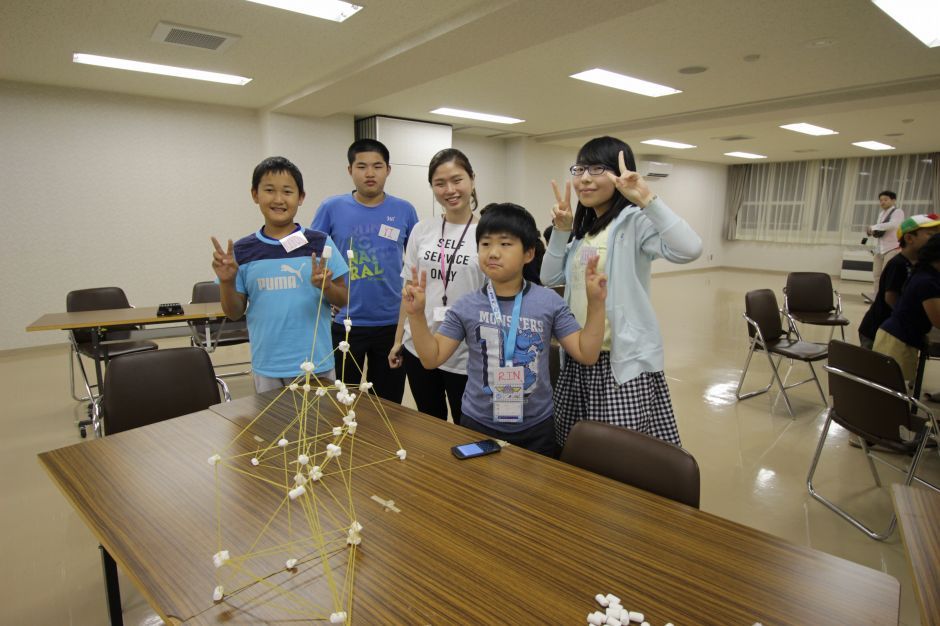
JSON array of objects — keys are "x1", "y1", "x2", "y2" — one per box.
[
  {"x1": 783, "y1": 272, "x2": 849, "y2": 341},
  {"x1": 736, "y1": 289, "x2": 828, "y2": 415},
  {"x1": 66, "y1": 287, "x2": 159, "y2": 404},
  {"x1": 189, "y1": 281, "x2": 251, "y2": 378},
  {"x1": 806, "y1": 340, "x2": 939, "y2": 540},
  {"x1": 561, "y1": 420, "x2": 700, "y2": 508},
  {"x1": 101, "y1": 347, "x2": 230, "y2": 436}
]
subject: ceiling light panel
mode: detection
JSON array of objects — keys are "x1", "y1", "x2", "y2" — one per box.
[
  {"x1": 245, "y1": 0, "x2": 362, "y2": 23},
  {"x1": 641, "y1": 139, "x2": 696, "y2": 149},
  {"x1": 724, "y1": 152, "x2": 767, "y2": 159},
  {"x1": 430, "y1": 108, "x2": 523, "y2": 124},
  {"x1": 72, "y1": 53, "x2": 251, "y2": 85},
  {"x1": 570, "y1": 68, "x2": 681, "y2": 97},
  {"x1": 872, "y1": 0, "x2": 940, "y2": 47},
  {"x1": 780, "y1": 123, "x2": 839, "y2": 136},
  {"x1": 852, "y1": 140, "x2": 895, "y2": 151}
]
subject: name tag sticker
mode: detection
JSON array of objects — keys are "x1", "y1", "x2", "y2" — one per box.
[
  {"x1": 493, "y1": 366, "x2": 524, "y2": 423},
  {"x1": 280, "y1": 231, "x2": 308, "y2": 253},
  {"x1": 378, "y1": 224, "x2": 401, "y2": 242}
]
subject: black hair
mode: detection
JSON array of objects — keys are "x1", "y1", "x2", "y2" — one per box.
[
  {"x1": 476, "y1": 203, "x2": 539, "y2": 251},
  {"x1": 428, "y1": 148, "x2": 478, "y2": 210},
  {"x1": 347, "y1": 139, "x2": 390, "y2": 165},
  {"x1": 879, "y1": 190, "x2": 897, "y2": 200},
  {"x1": 914, "y1": 233, "x2": 940, "y2": 271},
  {"x1": 571, "y1": 136, "x2": 638, "y2": 239},
  {"x1": 252, "y1": 156, "x2": 304, "y2": 195}
]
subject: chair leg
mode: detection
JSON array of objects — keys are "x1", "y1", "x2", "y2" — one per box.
[
  {"x1": 764, "y1": 351, "x2": 794, "y2": 415},
  {"x1": 807, "y1": 362, "x2": 827, "y2": 405},
  {"x1": 858, "y1": 440, "x2": 882, "y2": 487},
  {"x1": 806, "y1": 410, "x2": 898, "y2": 541},
  {"x1": 69, "y1": 345, "x2": 95, "y2": 402},
  {"x1": 736, "y1": 341, "x2": 772, "y2": 400}
]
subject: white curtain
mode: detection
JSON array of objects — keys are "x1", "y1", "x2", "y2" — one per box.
[{"x1": 734, "y1": 153, "x2": 936, "y2": 244}]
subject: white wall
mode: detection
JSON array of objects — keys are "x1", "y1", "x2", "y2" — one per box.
[
  {"x1": 1, "y1": 81, "x2": 353, "y2": 350},
  {"x1": 720, "y1": 241, "x2": 843, "y2": 275}
]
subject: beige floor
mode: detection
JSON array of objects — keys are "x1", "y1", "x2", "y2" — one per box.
[{"x1": 4, "y1": 268, "x2": 938, "y2": 625}]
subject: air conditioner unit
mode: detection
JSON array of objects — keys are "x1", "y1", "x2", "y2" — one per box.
[{"x1": 638, "y1": 160, "x2": 672, "y2": 179}]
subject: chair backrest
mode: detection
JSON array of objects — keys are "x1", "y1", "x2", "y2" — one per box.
[
  {"x1": 785, "y1": 272, "x2": 834, "y2": 313},
  {"x1": 102, "y1": 347, "x2": 221, "y2": 435},
  {"x1": 191, "y1": 281, "x2": 221, "y2": 304},
  {"x1": 826, "y1": 340, "x2": 920, "y2": 447},
  {"x1": 744, "y1": 289, "x2": 784, "y2": 341},
  {"x1": 560, "y1": 421, "x2": 701, "y2": 508},
  {"x1": 66, "y1": 287, "x2": 134, "y2": 344}
]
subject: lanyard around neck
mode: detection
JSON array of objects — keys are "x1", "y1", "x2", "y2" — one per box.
[
  {"x1": 440, "y1": 213, "x2": 474, "y2": 306},
  {"x1": 486, "y1": 281, "x2": 524, "y2": 366}
]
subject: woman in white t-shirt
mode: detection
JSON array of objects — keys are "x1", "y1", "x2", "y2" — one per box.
[{"x1": 389, "y1": 148, "x2": 486, "y2": 420}]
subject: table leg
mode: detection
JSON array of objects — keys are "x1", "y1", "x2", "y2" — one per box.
[{"x1": 99, "y1": 545, "x2": 124, "y2": 626}]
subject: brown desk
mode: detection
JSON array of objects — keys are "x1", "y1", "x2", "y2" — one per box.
[
  {"x1": 40, "y1": 393, "x2": 900, "y2": 625},
  {"x1": 892, "y1": 484, "x2": 940, "y2": 625}
]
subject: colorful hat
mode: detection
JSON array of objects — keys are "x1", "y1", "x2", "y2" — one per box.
[{"x1": 897, "y1": 213, "x2": 940, "y2": 240}]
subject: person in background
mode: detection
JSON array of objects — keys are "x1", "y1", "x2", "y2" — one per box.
[
  {"x1": 863, "y1": 190, "x2": 903, "y2": 303},
  {"x1": 310, "y1": 139, "x2": 418, "y2": 403},
  {"x1": 390, "y1": 149, "x2": 485, "y2": 421}
]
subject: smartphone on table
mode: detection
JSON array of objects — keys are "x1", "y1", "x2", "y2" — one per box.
[{"x1": 451, "y1": 439, "x2": 501, "y2": 460}]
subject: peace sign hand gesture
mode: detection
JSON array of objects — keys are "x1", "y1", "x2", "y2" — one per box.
[
  {"x1": 311, "y1": 252, "x2": 333, "y2": 287},
  {"x1": 584, "y1": 254, "x2": 608, "y2": 304},
  {"x1": 402, "y1": 266, "x2": 427, "y2": 317},
  {"x1": 551, "y1": 179, "x2": 574, "y2": 232},
  {"x1": 605, "y1": 150, "x2": 655, "y2": 208},
  {"x1": 211, "y1": 237, "x2": 238, "y2": 283}
]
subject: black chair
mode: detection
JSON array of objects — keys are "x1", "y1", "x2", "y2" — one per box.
[
  {"x1": 101, "y1": 347, "x2": 230, "y2": 435},
  {"x1": 783, "y1": 272, "x2": 849, "y2": 341},
  {"x1": 560, "y1": 420, "x2": 700, "y2": 508},
  {"x1": 735, "y1": 289, "x2": 828, "y2": 415},
  {"x1": 67, "y1": 287, "x2": 159, "y2": 404},
  {"x1": 806, "y1": 340, "x2": 939, "y2": 540},
  {"x1": 189, "y1": 281, "x2": 250, "y2": 377}
]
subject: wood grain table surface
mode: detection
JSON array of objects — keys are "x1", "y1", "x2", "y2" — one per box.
[
  {"x1": 26, "y1": 302, "x2": 225, "y2": 332},
  {"x1": 892, "y1": 484, "x2": 940, "y2": 626},
  {"x1": 39, "y1": 391, "x2": 900, "y2": 625}
]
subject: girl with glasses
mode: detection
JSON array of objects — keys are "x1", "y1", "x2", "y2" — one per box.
[
  {"x1": 541, "y1": 136, "x2": 702, "y2": 448},
  {"x1": 390, "y1": 148, "x2": 486, "y2": 421}
]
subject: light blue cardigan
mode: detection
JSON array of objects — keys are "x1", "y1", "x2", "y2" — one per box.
[{"x1": 540, "y1": 196, "x2": 703, "y2": 383}]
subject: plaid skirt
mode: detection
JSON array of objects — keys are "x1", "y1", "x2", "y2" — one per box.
[{"x1": 553, "y1": 352, "x2": 681, "y2": 447}]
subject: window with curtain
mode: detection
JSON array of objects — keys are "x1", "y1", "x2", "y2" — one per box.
[{"x1": 727, "y1": 153, "x2": 937, "y2": 244}]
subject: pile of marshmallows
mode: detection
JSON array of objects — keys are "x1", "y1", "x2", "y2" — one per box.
[{"x1": 588, "y1": 593, "x2": 652, "y2": 626}]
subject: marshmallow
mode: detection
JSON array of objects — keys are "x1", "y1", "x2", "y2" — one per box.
[
  {"x1": 212, "y1": 585, "x2": 224, "y2": 602},
  {"x1": 640, "y1": 623, "x2": 650, "y2": 626},
  {"x1": 396, "y1": 449, "x2": 407, "y2": 461},
  {"x1": 343, "y1": 318, "x2": 352, "y2": 332},
  {"x1": 308, "y1": 465, "x2": 323, "y2": 481},
  {"x1": 207, "y1": 454, "x2": 222, "y2": 465},
  {"x1": 345, "y1": 410, "x2": 356, "y2": 421},
  {"x1": 332, "y1": 426, "x2": 342, "y2": 437},
  {"x1": 288, "y1": 383, "x2": 299, "y2": 391},
  {"x1": 278, "y1": 438, "x2": 289, "y2": 447},
  {"x1": 627, "y1": 612, "x2": 644, "y2": 623},
  {"x1": 300, "y1": 361, "x2": 315, "y2": 373},
  {"x1": 316, "y1": 387, "x2": 327, "y2": 397},
  {"x1": 297, "y1": 454, "x2": 309, "y2": 465},
  {"x1": 250, "y1": 457, "x2": 260, "y2": 466},
  {"x1": 587, "y1": 612, "x2": 606, "y2": 626},
  {"x1": 338, "y1": 341, "x2": 350, "y2": 353},
  {"x1": 336, "y1": 381, "x2": 347, "y2": 391},
  {"x1": 346, "y1": 249, "x2": 354, "y2": 260},
  {"x1": 285, "y1": 558, "x2": 298, "y2": 569},
  {"x1": 605, "y1": 594, "x2": 621, "y2": 607},
  {"x1": 326, "y1": 443, "x2": 341, "y2": 458},
  {"x1": 320, "y1": 246, "x2": 332, "y2": 259},
  {"x1": 212, "y1": 550, "x2": 230, "y2": 568},
  {"x1": 605, "y1": 619, "x2": 621, "y2": 626},
  {"x1": 341, "y1": 392, "x2": 356, "y2": 406},
  {"x1": 347, "y1": 421, "x2": 357, "y2": 434},
  {"x1": 330, "y1": 612, "x2": 347, "y2": 624},
  {"x1": 303, "y1": 383, "x2": 311, "y2": 392},
  {"x1": 350, "y1": 521, "x2": 362, "y2": 532},
  {"x1": 595, "y1": 594, "x2": 609, "y2": 608},
  {"x1": 359, "y1": 381, "x2": 373, "y2": 391},
  {"x1": 294, "y1": 473, "x2": 306, "y2": 486},
  {"x1": 288, "y1": 485, "x2": 306, "y2": 500}
]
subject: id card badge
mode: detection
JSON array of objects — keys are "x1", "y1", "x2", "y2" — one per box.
[
  {"x1": 492, "y1": 366, "x2": 524, "y2": 424},
  {"x1": 280, "y1": 230, "x2": 308, "y2": 252},
  {"x1": 579, "y1": 244, "x2": 598, "y2": 265},
  {"x1": 432, "y1": 306, "x2": 450, "y2": 322},
  {"x1": 378, "y1": 224, "x2": 401, "y2": 242}
]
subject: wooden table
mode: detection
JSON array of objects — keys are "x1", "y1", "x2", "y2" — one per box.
[
  {"x1": 40, "y1": 392, "x2": 900, "y2": 625},
  {"x1": 892, "y1": 484, "x2": 940, "y2": 625}
]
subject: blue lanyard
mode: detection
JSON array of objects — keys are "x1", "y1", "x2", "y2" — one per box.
[{"x1": 486, "y1": 281, "x2": 524, "y2": 366}]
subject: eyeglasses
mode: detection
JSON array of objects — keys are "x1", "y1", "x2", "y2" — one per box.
[{"x1": 569, "y1": 164, "x2": 611, "y2": 177}]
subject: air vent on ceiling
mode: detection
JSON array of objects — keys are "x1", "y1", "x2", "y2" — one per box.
[
  {"x1": 715, "y1": 135, "x2": 754, "y2": 142},
  {"x1": 151, "y1": 22, "x2": 240, "y2": 52}
]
